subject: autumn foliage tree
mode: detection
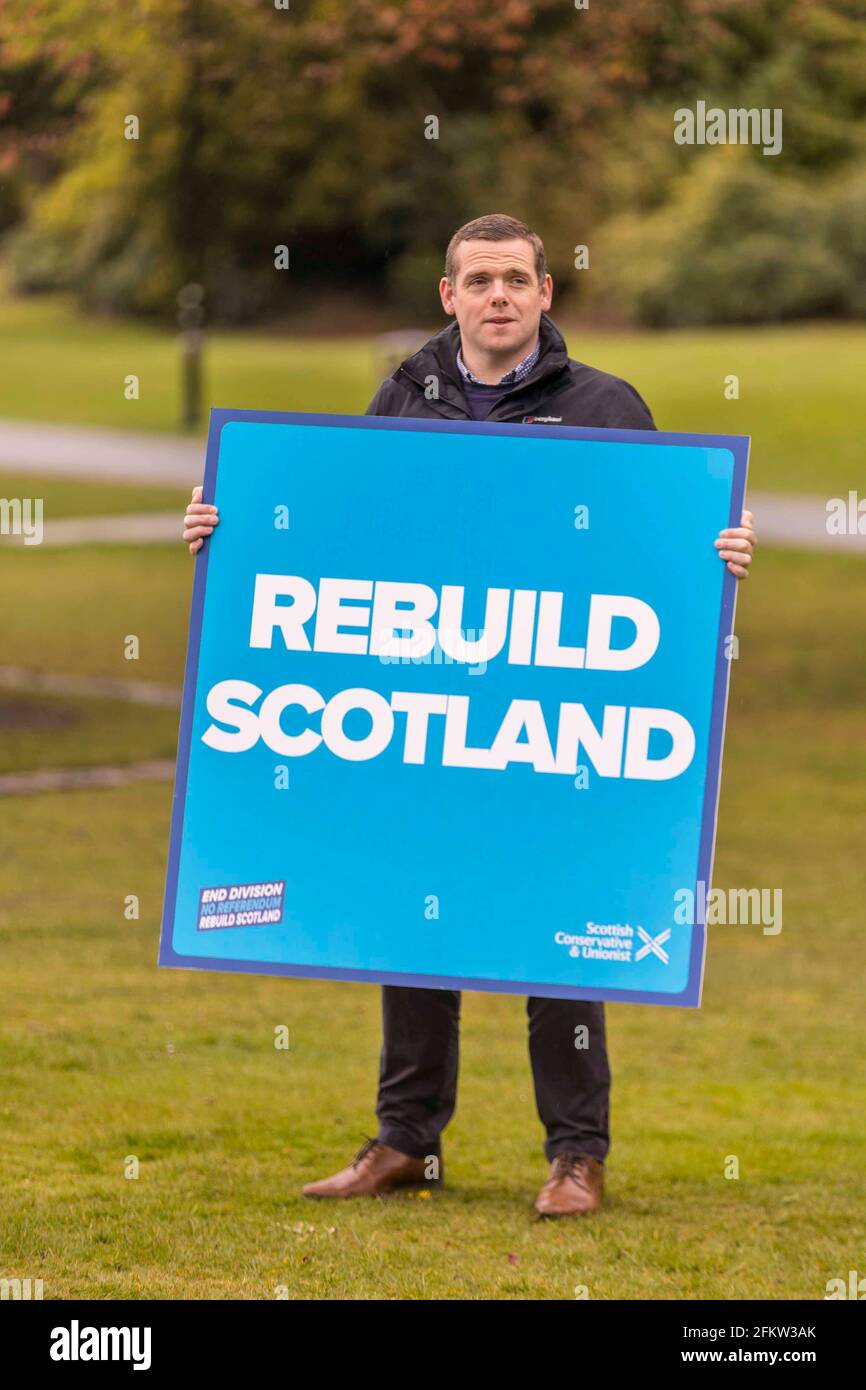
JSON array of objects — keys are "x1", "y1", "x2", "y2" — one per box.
[{"x1": 0, "y1": 0, "x2": 863, "y2": 323}]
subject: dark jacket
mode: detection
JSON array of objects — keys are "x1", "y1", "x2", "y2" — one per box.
[{"x1": 365, "y1": 311, "x2": 655, "y2": 430}]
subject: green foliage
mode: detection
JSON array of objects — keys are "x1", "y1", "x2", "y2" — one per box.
[
  {"x1": 6, "y1": 221, "x2": 73, "y2": 293},
  {"x1": 1, "y1": 0, "x2": 865, "y2": 323},
  {"x1": 590, "y1": 152, "x2": 858, "y2": 327},
  {"x1": 386, "y1": 245, "x2": 444, "y2": 319},
  {"x1": 826, "y1": 164, "x2": 866, "y2": 317}
]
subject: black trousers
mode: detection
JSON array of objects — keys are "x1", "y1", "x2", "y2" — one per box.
[{"x1": 375, "y1": 986, "x2": 611, "y2": 1164}]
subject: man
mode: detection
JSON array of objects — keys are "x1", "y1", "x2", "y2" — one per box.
[{"x1": 183, "y1": 213, "x2": 756, "y2": 1217}]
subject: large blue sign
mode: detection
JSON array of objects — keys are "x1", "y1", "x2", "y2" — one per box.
[{"x1": 159, "y1": 409, "x2": 748, "y2": 1007}]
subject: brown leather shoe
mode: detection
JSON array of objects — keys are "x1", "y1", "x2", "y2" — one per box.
[
  {"x1": 534, "y1": 1154, "x2": 604, "y2": 1217},
  {"x1": 302, "y1": 1138, "x2": 437, "y2": 1199}
]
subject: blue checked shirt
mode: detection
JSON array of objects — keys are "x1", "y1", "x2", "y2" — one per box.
[{"x1": 456, "y1": 339, "x2": 541, "y2": 386}]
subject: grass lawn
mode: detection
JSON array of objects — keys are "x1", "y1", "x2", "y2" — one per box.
[
  {"x1": 0, "y1": 471, "x2": 189, "y2": 519},
  {"x1": 0, "y1": 289, "x2": 864, "y2": 495},
  {"x1": 0, "y1": 543, "x2": 863, "y2": 1298},
  {"x1": 1, "y1": 546, "x2": 191, "y2": 686},
  {"x1": 0, "y1": 691, "x2": 179, "y2": 774}
]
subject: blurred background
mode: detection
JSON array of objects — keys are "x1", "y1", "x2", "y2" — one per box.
[
  {"x1": 0, "y1": 0, "x2": 864, "y2": 1300},
  {"x1": 3, "y1": 0, "x2": 865, "y2": 330}
]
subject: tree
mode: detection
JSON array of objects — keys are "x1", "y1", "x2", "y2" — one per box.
[{"x1": 1, "y1": 0, "x2": 863, "y2": 323}]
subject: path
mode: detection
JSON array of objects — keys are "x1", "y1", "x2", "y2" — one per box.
[{"x1": 1, "y1": 417, "x2": 863, "y2": 553}]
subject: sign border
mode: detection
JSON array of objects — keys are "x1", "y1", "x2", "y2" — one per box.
[{"x1": 158, "y1": 408, "x2": 750, "y2": 1008}]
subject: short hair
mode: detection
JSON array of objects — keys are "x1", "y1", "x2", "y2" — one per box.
[{"x1": 445, "y1": 214, "x2": 547, "y2": 286}]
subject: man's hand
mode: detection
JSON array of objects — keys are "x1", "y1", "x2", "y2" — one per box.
[
  {"x1": 715, "y1": 508, "x2": 756, "y2": 580},
  {"x1": 182, "y1": 485, "x2": 219, "y2": 555}
]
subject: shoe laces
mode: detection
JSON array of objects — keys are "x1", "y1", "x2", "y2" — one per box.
[
  {"x1": 551, "y1": 1153, "x2": 593, "y2": 1180},
  {"x1": 351, "y1": 1136, "x2": 382, "y2": 1168}
]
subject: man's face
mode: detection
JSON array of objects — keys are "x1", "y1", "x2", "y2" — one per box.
[{"x1": 439, "y1": 238, "x2": 553, "y2": 359}]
